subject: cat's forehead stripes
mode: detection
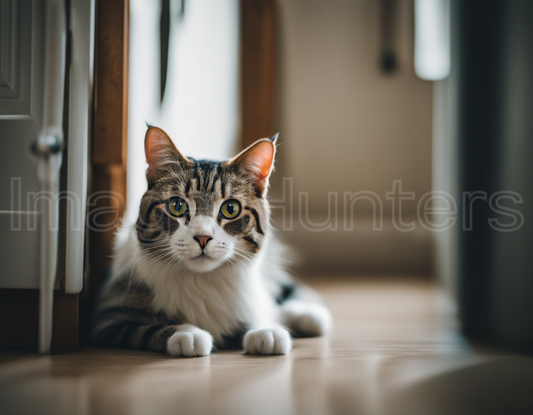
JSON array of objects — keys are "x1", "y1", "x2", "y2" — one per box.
[{"x1": 190, "y1": 160, "x2": 221, "y2": 193}]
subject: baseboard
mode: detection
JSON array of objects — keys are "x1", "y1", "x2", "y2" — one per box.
[{"x1": 273, "y1": 215, "x2": 434, "y2": 275}]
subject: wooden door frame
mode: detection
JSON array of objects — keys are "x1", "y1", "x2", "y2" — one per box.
[
  {"x1": 241, "y1": 0, "x2": 278, "y2": 147},
  {"x1": 87, "y1": 0, "x2": 129, "y2": 302}
]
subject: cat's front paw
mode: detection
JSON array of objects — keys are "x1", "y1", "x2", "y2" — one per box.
[
  {"x1": 167, "y1": 325, "x2": 213, "y2": 357},
  {"x1": 243, "y1": 327, "x2": 292, "y2": 355}
]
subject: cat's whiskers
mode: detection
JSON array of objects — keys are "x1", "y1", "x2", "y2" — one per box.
[
  {"x1": 227, "y1": 247, "x2": 253, "y2": 262},
  {"x1": 158, "y1": 250, "x2": 183, "y2": 276},
  {"x1": 232, "y1": 253, "x2": 253, "y2": 266},
  {"x1": 233, "y1": 246, "x2": 293, "y2": 272},
  {"x1": 232, "y1": 245, "x2": 255, "y2": 256},
  {"x1": 263, "y1": 255, "x2": 292, "y2": 263},
  {"x1": 140, "y1": 248, "x2": 177, "y2": 273},
  {"x1": 232, "y1": 247, "x2": 257, "y2": 263},
  {"x1": 228, "y1": 255, "x2": 251, "y2": 272},
  {"x1": 146, "y1": 249, "x2": 180, "y2": 274},
  {"x1": 141, "y1": 245, "x2": 174, "y2": 263},
  {"x1": 108, "y1": 244, "x2": 162, "y2": 259}
]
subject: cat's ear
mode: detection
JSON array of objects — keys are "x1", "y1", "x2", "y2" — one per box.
[
  {"x1": 145, "y1": 127, "x2": 190, "y2": 184},
  {"x1": 230, "y1": 133, "x2": 278, "y2": 197}
]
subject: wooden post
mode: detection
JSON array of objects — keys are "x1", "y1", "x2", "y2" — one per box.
[
  {"x1": 88, "y1": 0, "x2": 129, "y2": 298},
  {"x1": 241, "y1": 0, "x2": 277, "y2": 147}
]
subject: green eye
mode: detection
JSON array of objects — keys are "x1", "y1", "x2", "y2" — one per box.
[
  {"x1": 220, "y1": 199, "x2": 241, "y2": 220},
  {"x1": 167, "y1": 197, "x2": 188, "y2": 217}
]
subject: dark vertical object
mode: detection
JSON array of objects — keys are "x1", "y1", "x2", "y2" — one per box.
[
  {"x1": 88, "y1": 0, "x2": 129, "y2": 302},
  {"x1": 160, "y1": 0, "x2": 170, "y2": 103},
  {"x1": 379, "y1": 0, "x2": 398, "y2": 74},
  {"x1": 93, "y1": 0, "x2": 129, "y2": 165},
  {"x1": 241, "y1": 0, "x2": 277, "y2": 147},
  {"x1": 455, "y1": 0, "x2": 533, "y2": 352},
  {"x1": 455, "y1": 0, "x2": 505, "y2": 342}
]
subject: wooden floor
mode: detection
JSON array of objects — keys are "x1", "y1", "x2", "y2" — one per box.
[{"x1": 1, "y1": 277, "x2": 533, "y2": 415}]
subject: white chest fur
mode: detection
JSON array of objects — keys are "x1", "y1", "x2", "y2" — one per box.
[
  {"x1": 145, "y1": 264, "x2": 277, "y2": 344},
  {"x1": 113, "y1": 229, "x2": 278, "y2": 344}
]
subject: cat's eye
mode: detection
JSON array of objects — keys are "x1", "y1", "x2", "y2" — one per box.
[
  {"x1": 167, "y1": 197, "x2": 188, "y2": 217},
  {"x1": 219, "y1": 199, "x2": 241, "y2": 220}
]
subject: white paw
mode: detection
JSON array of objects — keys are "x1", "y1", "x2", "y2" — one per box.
[
  {"x1": 243, "y1": 327, "x2": 292, "y2": 355},
  {"x1": 166, "y1": 325, "x2": 213, "y2": 357},
  {"x1": 283, "y1": 301, "x2": 333, "y2": 337}
]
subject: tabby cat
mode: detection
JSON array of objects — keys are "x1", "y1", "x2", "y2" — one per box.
[{"x1": 92, "y1": 127, "x2": 332, "y2": 356}]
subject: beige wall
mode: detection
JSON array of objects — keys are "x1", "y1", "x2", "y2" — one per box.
[{"x1": 271, "y1": 0, "x2": 434, "y2": 274}]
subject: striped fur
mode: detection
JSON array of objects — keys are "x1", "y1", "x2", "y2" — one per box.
[{"x1": 93, "y1": 128, "x2": 332, "y2": 356}]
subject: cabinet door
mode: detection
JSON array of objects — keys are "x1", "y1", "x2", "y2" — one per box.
[
  {"x1": 0, "y1": 0, "x2": 45, "y2": 291},
  {"x1": 0, "y1": 0, "x2": 96, "y2": 353}
]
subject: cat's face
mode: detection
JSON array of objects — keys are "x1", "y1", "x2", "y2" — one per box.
[{"x1": 136, "y1": 127, "x2": 276, "y2": 273}]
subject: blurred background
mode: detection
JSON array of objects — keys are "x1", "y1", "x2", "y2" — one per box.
[{"x1": 1, "y1": 0, "x2": 533, "y2": 414}]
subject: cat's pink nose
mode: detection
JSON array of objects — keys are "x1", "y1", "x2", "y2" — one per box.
[{"x1": 194, "y1": 235, "x2": 212, "y2": 249}]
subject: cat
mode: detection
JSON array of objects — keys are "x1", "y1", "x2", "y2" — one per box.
[{"x1": 92, "y1": 127, "x2": 332, "y2": 356}]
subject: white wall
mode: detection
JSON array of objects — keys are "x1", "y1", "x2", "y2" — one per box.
[{"x1": 127, "y1": 0, "x2": 240, "y2": 215}]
